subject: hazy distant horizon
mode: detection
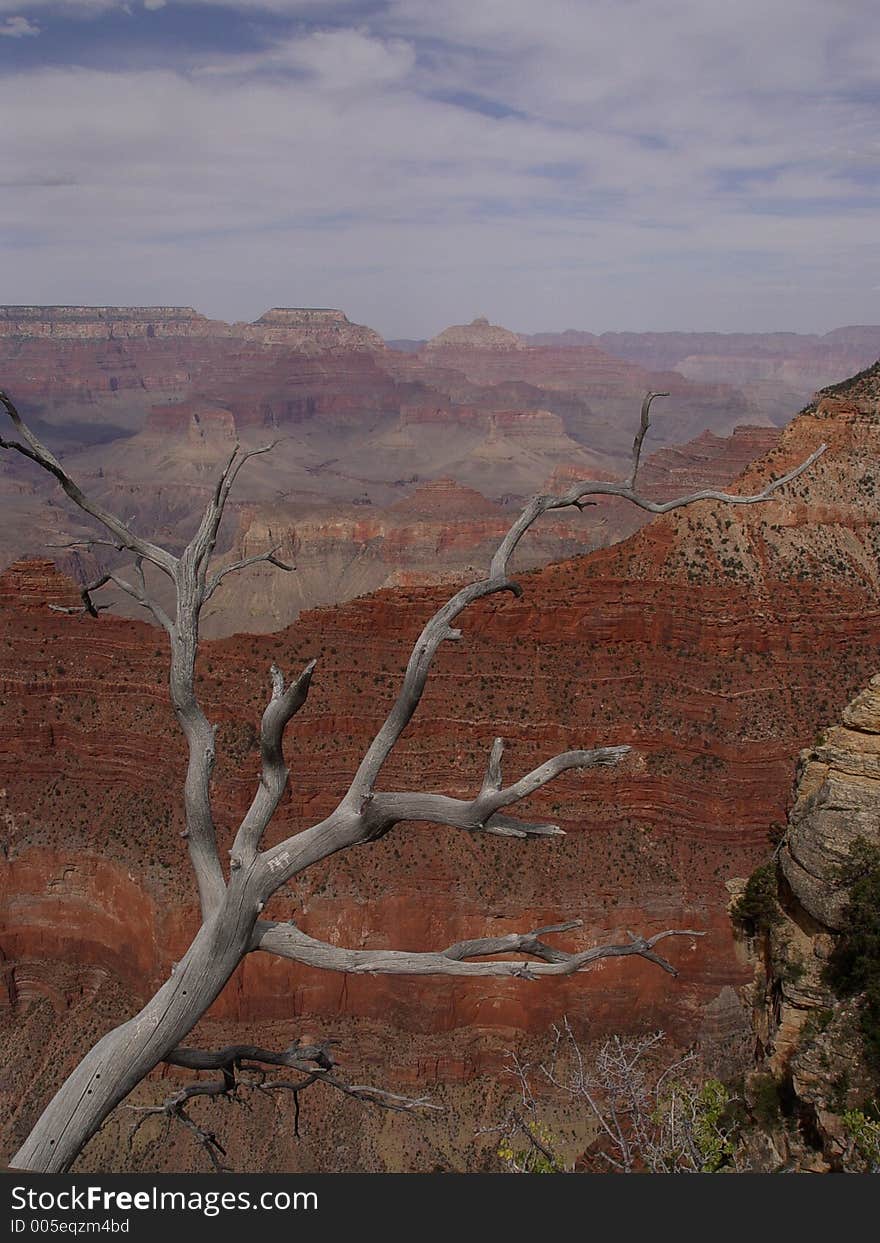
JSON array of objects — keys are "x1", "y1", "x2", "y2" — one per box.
[
  {"x1": 3, "y1": 1, "x2": 878, "y2": 339},
  {"x1": 4, "y1": 301, "x2": 880, "y2": 344}
]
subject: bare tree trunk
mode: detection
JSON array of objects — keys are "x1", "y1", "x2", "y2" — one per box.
[{"x1": 12, "y1": 890, "x2": 258, "y2": 1173}]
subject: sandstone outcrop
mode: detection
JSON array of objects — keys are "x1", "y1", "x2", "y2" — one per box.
[
  {"x1": 781, "y1": 677, "x2": 880, "y2": 930},
  {"x1": 734, "y1": 674, "x2": 880, "y2": 1169}
]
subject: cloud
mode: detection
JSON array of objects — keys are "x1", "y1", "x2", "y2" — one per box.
[
  {"x1": 0, "y1": 1, "x2": 878, "y2": 335},
  {"x1": 0, "y1": 1, "x2": 363, "y2": 12},
  {"x1": 196, "y1": 26, "x2": 416, "y2": 89},
  {"x1": 283, "y1": 28, "x2": 415, "y2": 89},
  {"x1": 0, "y1": 14, "x2": 40, "y2": 34},
  {"x1": 0, "y1": 1, "x2": 112, "y2": 12}
]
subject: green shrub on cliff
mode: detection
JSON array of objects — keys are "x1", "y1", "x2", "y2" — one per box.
[
  {"x1": 826, "y1": 839, "x2": 880, "y2": 1076},
  {"x1": 732, "y1": 861, "x2": 783, "y2": 936},
  {"x1": 842, "y1": 1104, "x2": 880, "y2": 1173}
]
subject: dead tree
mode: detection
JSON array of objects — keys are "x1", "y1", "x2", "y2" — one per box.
[{"x1": 0, "y1": 389, "x2": 825, "y2": 1173}]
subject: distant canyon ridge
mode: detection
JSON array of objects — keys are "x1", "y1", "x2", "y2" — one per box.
[{"x1": 1, "y1": 304, "x2": 879, "y2": 635}]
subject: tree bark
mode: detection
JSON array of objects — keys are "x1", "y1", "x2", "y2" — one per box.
[{"x1": 10, "y1": 883, "x2": 260, "y2": 1173}]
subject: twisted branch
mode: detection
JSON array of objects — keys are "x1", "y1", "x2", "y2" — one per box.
[
  {"x1": 126, "y1": 1036, "x2": 437, "y2": 1170},
  {"x1": 230, "y1": 660, "x2": 317, "y2": 865},
  {"x1": 365, "y1": 740, "x2": 631, "y2": 840},
  {"x1": 628, "y1": 391, "x2": 669, "y2": 487},
  {"x1": 253, "y1": 920, "x2": 703, "y2": 980}
]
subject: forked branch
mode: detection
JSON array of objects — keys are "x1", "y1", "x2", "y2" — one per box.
[
  {"x1": 257, "y1": 395, "x2": 825, "y2": 886},
  {"x1": 127, "y1": 1035, "x2": 437, "y2": 1170},
  {"x1": 0, "y1": 390, "x2": 176, "y2": 576},
  {"x1": 0, "y1": 391, "x2": 300, "y2": 922},
  {"x1": 312, "y1": 399, "x2": 825, "y2": 821},
  {"x1": 206, "y1": 548, "x2": 294, "y2": 601},
  {"x1": 366, "y1": 740, "x2": 631, "y2": 839}
]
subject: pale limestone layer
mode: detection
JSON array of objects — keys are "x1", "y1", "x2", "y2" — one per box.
[
  {"x1": 0, "y1": 305, "x2": 384, "y2": 351},
  {"x1": 781, "y1": 674, "x2": 880, "y2": 929},
  {"x1": 743, "y1": 672, "x2": 880, "y2": 1168},
  {"x1": 0, "y1": 306, "x2": 217, "y2": 340}
]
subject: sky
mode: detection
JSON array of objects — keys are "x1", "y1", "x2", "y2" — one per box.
[{"x1": 1, "y1": 0, "x2": 878, "y2": 338}]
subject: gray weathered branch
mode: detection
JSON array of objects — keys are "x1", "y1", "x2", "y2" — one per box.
[
  {"x1": 45, "y1": 537, "x2": 125, "y2": 552},
  {"x1": 164, "y1": 1038, "x2": 336, "y2": 1077},
  {"x1": 628, "y1": 391, "x2": 669, "y2": 487},
  {"x1": 488, "y1": 441, "x2": 827, "y2": 579},
  {"x1": 258, "y1": 395, "x2": 825, "y2": 891},
  {"x1": 340, "y1": 576, "x2": 519, "y2": 808},
  {"x1": 45, "y1": 567, "x2": 171, "y2": 628},
  {"x1": 256, "y1": 741, "x2": 630, "y2": 889},
  {"x1": 0, "y1": 390, "x2": 176, "y2": 576},
  {"x1": 253, "y1": 920, "x2": 703, "y2": 979},
  {"x1": 126, "y1": 1035, "x2": 437, "y2": 1170},
  {"x1": 229, "y1": 660, "x2": 317, "y2": 865},
  {"x1": 365, "y1": 742, "x2": 631, "y2": 840},
  {"x1": 205, "y1": 547, "x2": 294, "y2": 601},
  {"x1": 296, "y1": 400, "x2": 823, "y2": 829}
]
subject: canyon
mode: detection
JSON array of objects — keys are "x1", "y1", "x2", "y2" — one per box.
[
  {"x1": 3, "y1": 306, "x2": 878, "y2": 637},
  {"x1": 1, "y1": 355, "x2": 878, "y2": 1170}
]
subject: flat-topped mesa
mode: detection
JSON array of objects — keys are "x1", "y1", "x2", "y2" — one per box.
[
  {"x1": 245, "y1": 307, "x2": 385, "y2": 352},
  {"x1": 423, "y1": 316, "x2": 525, "y2": 353},
  {"x1": 0, "y1": 305, "x2": 221, "y2": 340},
  {"x1": 387, "y1": 477, "x2": 504, "y2": 520},
  {"x1": 0, "y1": 304, "x2": 386, "y2": 352}
]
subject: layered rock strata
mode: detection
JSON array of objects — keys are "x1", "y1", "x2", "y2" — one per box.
[
  {"x1": 0, "y1": 362, "x2": 879, "y2": 1170},
  {"x1": 738, "y1": 676, "x2": 880, "y2": 1168}
]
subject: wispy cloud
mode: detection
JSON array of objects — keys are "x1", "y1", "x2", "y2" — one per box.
[
  {"x1": 0, "y1": 15, "x2": 40, "y2": 35},
  {"x1": 0, "y1": 1, "x2": 878, "y2": 335}
]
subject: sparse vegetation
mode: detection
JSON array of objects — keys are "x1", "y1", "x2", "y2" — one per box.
[
  {"x1": 492, "y1": 1026, "x2": 746, "y2": 1174},
  {"x1": 732, "y1": 860, "x2": 783, "y2": 936},
  {"x1": 825, "y1": 838, "x2": 880, "y2": 1076},
  {"x1": 749, "y1": 1073, "x2": 784, "y2": 1129},
  {"x1": 842, "y1": 1102, "x2": 880, "y2": 1172}
]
